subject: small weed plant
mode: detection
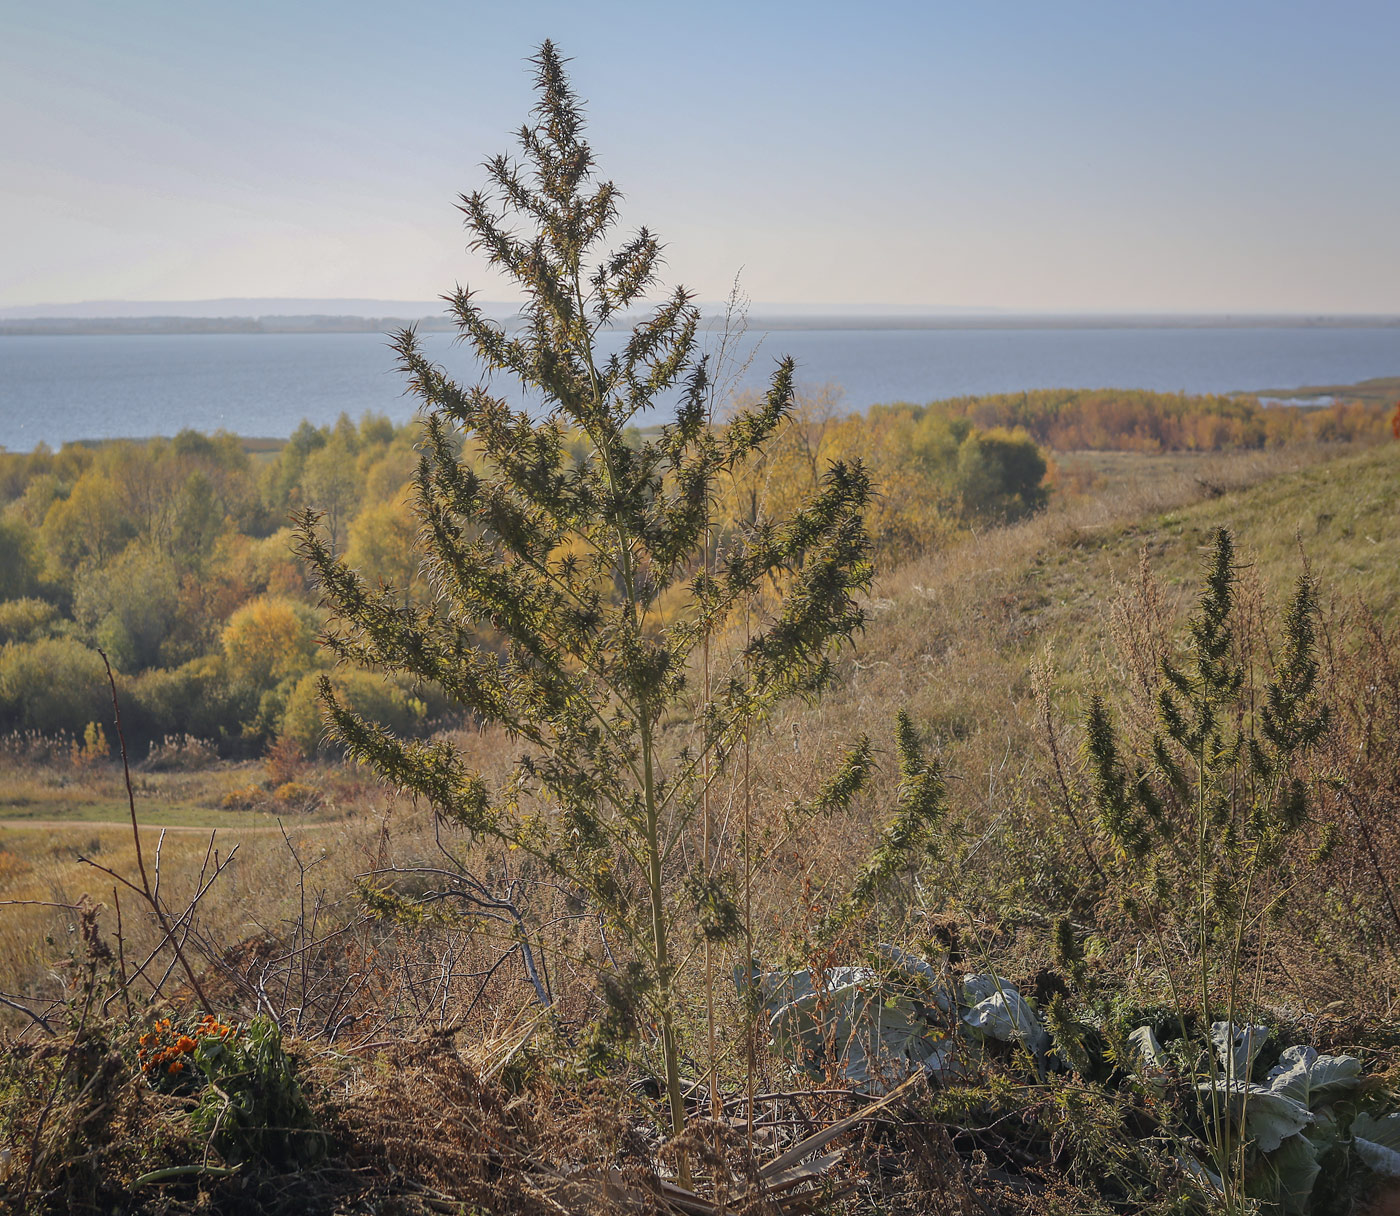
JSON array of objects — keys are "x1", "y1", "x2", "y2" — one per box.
[
  {"x1": 137, "y1": 1013, "x2": 233, "y2": 1086},
  {"x1": 1082, "y1": 528, "x2": 1333, "y2": 1208},
  {"x1": 142, "y1": 1013, "x2": 321, "y2": 1166},
  {"x1": 186, "y1": 1015, "x2": 321, "y2": 1166}
]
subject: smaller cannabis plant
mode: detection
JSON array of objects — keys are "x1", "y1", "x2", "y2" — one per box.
[
  {"x1": 297, "y1": 43, "x2": 878, "y2": 1145},
  {"x1": 1081, "y1": 528, "x2": 1332, "y2": 1209}
]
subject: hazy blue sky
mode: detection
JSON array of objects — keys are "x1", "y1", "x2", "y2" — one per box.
[{"x1": 3, "y1": 0, "x2": 1398, "y2": 313}]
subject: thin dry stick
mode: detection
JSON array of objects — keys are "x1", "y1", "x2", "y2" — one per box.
[
  {"x1": 96, "y1": 649, "x2": 214, "y2": 1014},
  {"x1": 1032, "y1": 654, "x2": 1107, "y2": 885},
  {"x1": 703, "y1": 370, "x2": 717, "y2": 1124},
  {"x1": 105, "y1": 885, "x2": 133, "y2": 1019},
  {"x1": 1340, "y1": 785, "x2": 1400, "y2": 946},
  {"x1": 89, "y1": 836, "x2": 236, "y2": 998},
  {"x1": 743, "y1": 599, "x2": 755, "y2": 1153},
  {"x1": 0, "y1": 992, "x2": 55, "y2": 1035},
  {"x1": 701, "y1": 277, "x2": 755, "y2": 1126},
  {"x1": 703, "y1": 663, "x2": 719, "y2": 1112}
]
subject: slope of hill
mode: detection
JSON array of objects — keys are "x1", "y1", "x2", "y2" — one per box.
[
  {"x1": 750, "y1": 441, "x2": 1398, "y2": 993},
  {"x1": 3, "y1": 442, "x2": 1397, "y2": 1215}
]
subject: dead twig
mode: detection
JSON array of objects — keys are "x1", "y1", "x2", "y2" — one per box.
[{"x1": 92, "y1": 650, "x2": 214, "y2": 1013}]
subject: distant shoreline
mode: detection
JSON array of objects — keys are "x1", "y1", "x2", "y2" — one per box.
[
  {"x1": 6, "y1": 324, "x2": 1394, "y2": 454},
  {"x1": 32, "y1": 377, "x2": 1393, "y2": 456},
  {"x1": 4, "y1": 313, "x2": 1400, "y2": 337}
]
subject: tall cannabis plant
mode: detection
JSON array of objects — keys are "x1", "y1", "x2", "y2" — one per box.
[
  {"x1": 1083, "y1": 528, "x2": 1331, "y2": 1205},
  {"x1": 296, "y1": 44, "x2": 872, "y2": 1142}
]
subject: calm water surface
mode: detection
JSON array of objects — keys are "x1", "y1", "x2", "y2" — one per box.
[{"x1": 2, "y1": 326, "x2": 1399, "y2": 450}]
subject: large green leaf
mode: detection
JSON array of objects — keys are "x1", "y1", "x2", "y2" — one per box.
[
  {"x1": 1267, "y1": 1133, "x2": 1320, "y2": 1215},
  {"x1": 1198, "y1": 1080, "x2": 1313, "y2": 1152},
  {"x1": 1211, "y1": 1021, "x2": 1270, "y2": 1080},
  {"x1": 1128, "y1": 1025, "x2": 1166, "y2": 1069},
  {"x1": 1353, "y1": 1112, "x2": 1400, "y2": 1177},
  {"x1": 1267, "y1": 1045, "x2": 1362, "y2": 1108},
  {"x1": 960, "y1": 973, "x2": 1050, "y2": 1055},
  {"x1": 1175, "y1": 1153, "x2": 1224, "y2": 1198},
  {"x1": 759, "y1": 963, "x2": 964, "y2": 1091}
]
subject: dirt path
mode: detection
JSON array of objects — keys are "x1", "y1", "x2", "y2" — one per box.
[{"x1": 0, "y1": 818, "x2": 334, "y2": 835}]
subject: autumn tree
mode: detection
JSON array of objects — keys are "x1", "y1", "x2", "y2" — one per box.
[
  {"x1": 220, "y1": 594, "x2": 320, "y2": 691},
  {"x1": 301, "y1": 430, "x2": 361, "y2": 551},
  {"x1": 344, "y1": 500, "x2": 421, "y2": 598},
  {"x1": 0, "y1": 516, "x2": 45, "y2": 599}
]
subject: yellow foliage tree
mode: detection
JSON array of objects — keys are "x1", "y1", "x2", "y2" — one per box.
[
  {"x1": 220, "y1": 595, "x2": 320, "y2": 690},
  {"x1": 344, "y1": 500, "x2": 421, "y2": 598}
]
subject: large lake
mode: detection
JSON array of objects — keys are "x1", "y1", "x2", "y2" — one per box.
[{"x1": 2, "y1": 325, "x2": 1399, "y2": 451}]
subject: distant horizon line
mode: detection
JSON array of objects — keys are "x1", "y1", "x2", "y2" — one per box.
[
  {"x1": 4, "y1": 307, "x2": 1400, "y2": 339},
  {"x1": 5, "y1": 297, "x2": 1400, "y2": 323}
]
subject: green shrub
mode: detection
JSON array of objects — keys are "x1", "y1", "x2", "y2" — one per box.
[
  {"x1": 0, "y1": 596, "x2": 58, "y2": 644},
  {"x1": 0, "y1": 515, "x2": 45, "y2": 599},
  {"x1": 127, "y1": 655, "x2": 249, "y2": 751},
  {"x1": 1080, "y1": 528, "x2": 1332, "y2": 1209},
  {"x1": 278, "y1": 669, "x2": 426, "y2": 757},
  {"x1": 296, "y1": 44, "x2": 877, "y2": 1157},
  {"x1": 0, "y1": 636, "x2": 109, "y2": 736},
  {"x1": 73, "y1": 543, "x2": 181, "y2": 672},
  {"x1": 142, "y1": 1014, "x2": 322, "y2": 1167},
  {"x1": 954, "y1": 426, "x2": 1048, "y2": 521}
]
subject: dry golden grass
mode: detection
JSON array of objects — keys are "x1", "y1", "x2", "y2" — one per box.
[
  {"x1": 3, "y1": 440, "x2": 1395, "y2": 1040},
  {"x1": 0, "y1": 816, "x2": 382, "y2": 998},
  {"x1": 727, "y1": 441, "x2": 1400, "y2": 1010}
]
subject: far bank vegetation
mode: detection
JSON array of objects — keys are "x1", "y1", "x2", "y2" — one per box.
[{"x1": 0, "y1": 385, "x2": 1389, "y2": 757}]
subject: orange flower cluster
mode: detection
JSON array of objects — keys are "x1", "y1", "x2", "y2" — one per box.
[{"x1": 138, "y1": 1014, "x2": 233, "y2": 1077}]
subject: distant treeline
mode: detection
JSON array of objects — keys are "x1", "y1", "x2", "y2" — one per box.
[
  {"x1": 0, "y1": 416, "x2": 446, "y2": 760},
  {"x1": 0, "y1": 387, "x2": 1387, "y2": 755},
  {"x1": 0, "y1": 316, "x2": 462, "y2": 336},
  {"x1": 8, "y1": 313, "x2": 1400, "y2": 336},
  {"x1": 895, "y1": 387, "x2": 1392, "y2": 452}
]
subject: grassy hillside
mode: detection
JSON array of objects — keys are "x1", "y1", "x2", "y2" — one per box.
[
  {"x1": 854, "y1": 441, "x2": 1395, "y2": 746},
  {"x1": 3, "y1": 441, "x2": 1398, "y2": 1215},
  {"x1": 752, "y1": 443, "x2": 1398, "y2": 935}
]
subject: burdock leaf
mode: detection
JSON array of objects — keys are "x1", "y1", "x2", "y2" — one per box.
[
  {"x1": 1353, "y1": 1112, "x2": 1400, "y2": 1177},
  {"x1": 1267, "y1": 1045, "x2": 1363, "y2": 1108}
]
